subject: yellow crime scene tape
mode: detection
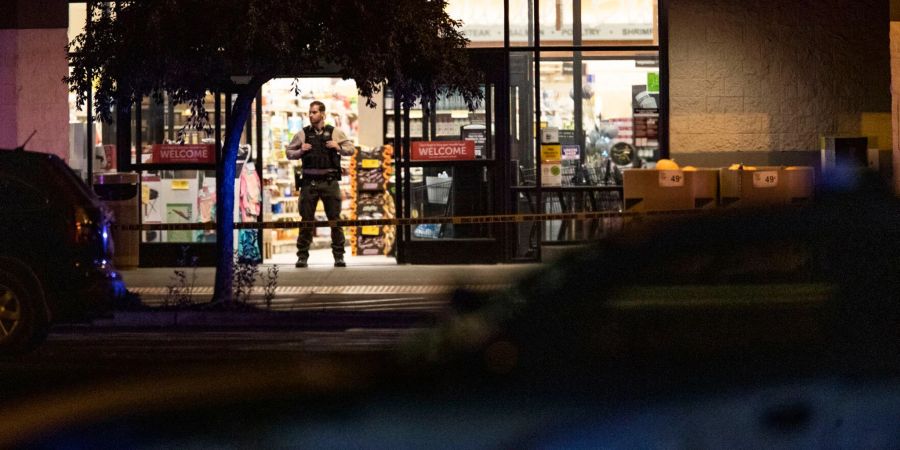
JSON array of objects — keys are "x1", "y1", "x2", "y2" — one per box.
[{"x1": 112, "y1": 209, "x2": 705, "y2": 231}]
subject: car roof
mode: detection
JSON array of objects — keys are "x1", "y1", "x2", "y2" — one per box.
[
  {"x1": 0, "y1": 148, "x2": 65, "y2": 167},
  {"x1": 0, "y1": 148, "x2": 100, "y2": 207}
]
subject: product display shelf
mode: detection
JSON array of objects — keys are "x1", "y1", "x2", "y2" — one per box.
[
  {"x1": 350, "y1": 145, "x2": 396, "y2": 256},
  {"x1": 382, "y1": 88, "x2": 485, "y2": 143},
  {"x1": 269, "y1": 238, "x2": 298, "y2": 258}
]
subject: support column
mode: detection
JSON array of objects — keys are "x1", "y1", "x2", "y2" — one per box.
[
  {"x1": 0, "y1": 30, "x2": 18, "y2": 148},
  {"x1": 892, "y1": 15, "x2": 900, "y2": 193},
  {"x1": 0, "y1": 0, "x2": 68, "y2": 159}
]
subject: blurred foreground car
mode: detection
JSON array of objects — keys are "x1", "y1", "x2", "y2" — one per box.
[
  {"x1": 0, "y1": 148, "x2": 125, "y2": 353},
  {"x1": 1, "y1": 173, "x2": 899, "y2": 448}
]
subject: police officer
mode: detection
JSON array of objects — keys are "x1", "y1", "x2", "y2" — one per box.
[{"x1": 286, "y1": 101, "x2": 355, "y2": 267}]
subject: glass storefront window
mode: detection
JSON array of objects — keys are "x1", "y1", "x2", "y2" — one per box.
[
  {"x1": 67, "y1": 67, "x2": 120, "y2": 180},
  {"x1": 447, "y1": 0, "x2": 653, "y2": 47},
  {"x1": 137, "y1": 92, "x2": 218, "y2": 152},
  {"x1": 510, "y1": 0, "x2": 536, "y2": 47},
  {"x1": 67, "y1": 3, "x2": 87, "y2": 45},
  {"x1": 409, "y1": 164, "x2": 493, "y2": 240},
  {"x1": 539, "y1": 59, "x2": 576, "y2": 131},
  {"x1": 581, "y1": 0, "x2": 656, "y2": 45},
  {"x1": 446, "y1": 0, "x2": 506, "y2": 47},
  {"x1": 523, "y1": 52, "x2": 660, "y2": 187},
  {"x1": 509, "y1": 52, "x2": 537, "y2": 185},
  {"x1": 582, "y1": 56, "x2": 660, "y2": 165},
  {"x1": 139, "y1": 165, "x2": 261, "y2": 251},
  {"x1": 67, "y1": 66, "x2": 89, "y2": 179},
  {"x1": 140, "y1": 169, "x2": 219, "y2": 244},
  {"x1": 539, "y1": 0, "x2": 575, "y2": 46},
  {"x1": 137, "y1": 91, "x2": 241, "y2": 247}
]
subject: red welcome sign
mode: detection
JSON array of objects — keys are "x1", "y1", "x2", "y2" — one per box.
[
  {"x1": 411, "y1": 140, "x2": 476, "y2": 161},
  {"x1": 151, "y1": 144, "x2": 216, "y2": 164}
]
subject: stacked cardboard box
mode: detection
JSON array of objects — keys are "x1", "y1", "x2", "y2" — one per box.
[
  {"x1": 719, "y1": 166, "x2": 815, "y2": 207},
  {"x1": 624, "y1": 166, "x2": 815, "y2": 211},
  {"x1": 623, "y1": 168, "x2": 719, "y2": 212}
]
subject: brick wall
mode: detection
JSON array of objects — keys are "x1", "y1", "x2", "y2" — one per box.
[
  {"x1": 0, "y1": 28, "x2": 68, "y2": 159},
  {"x1": 669, "y1": 0, "x2": 891, "y2": 156}
]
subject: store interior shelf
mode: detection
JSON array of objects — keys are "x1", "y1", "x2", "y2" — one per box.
[
  {"x1": 271, "y1": 213, "x2": 300, "y2": 220},
  {"x1": 386, "y1": 110, "x2": 485, "y2": 116}
]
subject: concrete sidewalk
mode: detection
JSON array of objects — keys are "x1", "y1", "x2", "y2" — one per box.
[
  {"x1": 121, "y1": 263, "x2": 540, "y2": 290},
  {"x1": 95, "y1": 263, "x2": 542, "y2": 330}
]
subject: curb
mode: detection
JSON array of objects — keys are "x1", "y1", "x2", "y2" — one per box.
[{"x1": 88, "y1": 310, "x2": 439, "y2": 331}]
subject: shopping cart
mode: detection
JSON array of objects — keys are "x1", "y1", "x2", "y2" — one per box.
[
  {"x1": 411, "y1": 177, "x2": 453, "y2": 239},
  {"x1": 516, "y1": 162, "x2": 624, "y2": 250}
]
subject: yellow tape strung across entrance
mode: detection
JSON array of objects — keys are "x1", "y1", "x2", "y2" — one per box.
[{"x1": 113, "y1": 209, "x2": 706, "y2": 231}]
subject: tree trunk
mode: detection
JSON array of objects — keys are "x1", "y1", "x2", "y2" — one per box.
[{"x1": 212, "y1": 79, "x2": 265, "y2": 304}]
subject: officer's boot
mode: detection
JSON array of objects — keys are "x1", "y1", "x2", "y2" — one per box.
[{"x1": 333, "y1": 253, "x2": 346, "y2": 268}]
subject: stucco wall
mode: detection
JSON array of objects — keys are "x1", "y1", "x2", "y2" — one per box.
[
  {"x1": 669, "y1": 0, "x2": 891, "y2": 155},
  {"x1": 0, "y1": 28, "x2": 69, "y2": 158},
  {"x1": 0, "y1": 30, "x2": 18, "y2": 149}
]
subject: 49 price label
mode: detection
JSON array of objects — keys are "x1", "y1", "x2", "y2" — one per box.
[
  {"x1": 658, "y1": 170, "x2": 685, "y2": 187},
  {"x1": 752, "y1": 171, "x2": 779, "y2": 188}
]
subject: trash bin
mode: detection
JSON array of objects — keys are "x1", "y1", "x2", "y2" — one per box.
[{"x1": 93, "y1": 173, "x2": 140, "y2": 269}]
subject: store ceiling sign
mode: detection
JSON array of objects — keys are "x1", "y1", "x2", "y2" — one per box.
[
  {"x1": 461, "y1": 24, "x2": 653, "y2": 42},
  {"x1": 411, "y1": 141, "x2": 475, "y2": 161},
  {"x1": 151, "y1": 144, "x2": 216, "y2": 164}
]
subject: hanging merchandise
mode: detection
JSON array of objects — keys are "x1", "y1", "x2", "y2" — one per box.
[
  {"x1": 238, "y1": 151, "x2": 262, "y2": 263},
  {"x1": 195, "y1": 185, "x2": 217, "y2": 243}
]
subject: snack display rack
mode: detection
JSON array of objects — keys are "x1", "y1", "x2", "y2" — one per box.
[{"x1": 349, "y1": 145, "x2": 396, "y2": 256}]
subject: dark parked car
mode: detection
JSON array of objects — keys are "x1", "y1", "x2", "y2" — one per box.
[{"x1": 0, "y1": 148, "x2": 125, "y2": 353}]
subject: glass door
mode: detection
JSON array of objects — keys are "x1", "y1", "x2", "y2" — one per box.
[{"x1": 395, "y1": 50, "x2": 509, "y2": 264}]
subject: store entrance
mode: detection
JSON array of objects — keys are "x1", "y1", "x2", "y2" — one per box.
[
  {"x1": 260, "y1": 78, "x2": 396, "y2": 267},
  {"x1": 395, "y1": 50, "x2": 509, "y2": 264}
]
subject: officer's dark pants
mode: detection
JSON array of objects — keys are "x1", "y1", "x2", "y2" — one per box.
[{"x1": 296, "y1": 179, "x2": 345, "y2": 260}]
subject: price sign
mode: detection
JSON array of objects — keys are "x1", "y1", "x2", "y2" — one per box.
[
  {"x1": 658, "y1": 170, "x2": 685, "y2": 187},
  {"x1": 171, "y1": 180, "x2": 190, "y2": 190},
  {"x1": 361, "y1": 159, "x2": 381, "y2": 169},
  {"x1": 752, "y1": 171, "x2": 779, "y2": 188},
  {"x1": 361, "y1": 226, "x2": 380, "y2": 236},
  {"x1": 540, "y1": 144, "x2": 562, "y2": 162}
]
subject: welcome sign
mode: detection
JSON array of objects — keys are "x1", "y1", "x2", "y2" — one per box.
[
  {"x1": 411, "y1": 140, "x2": 476, "y2": 161},
  {"x1": 151, "y1": 144, "x2": 216, "y2": 164}
]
